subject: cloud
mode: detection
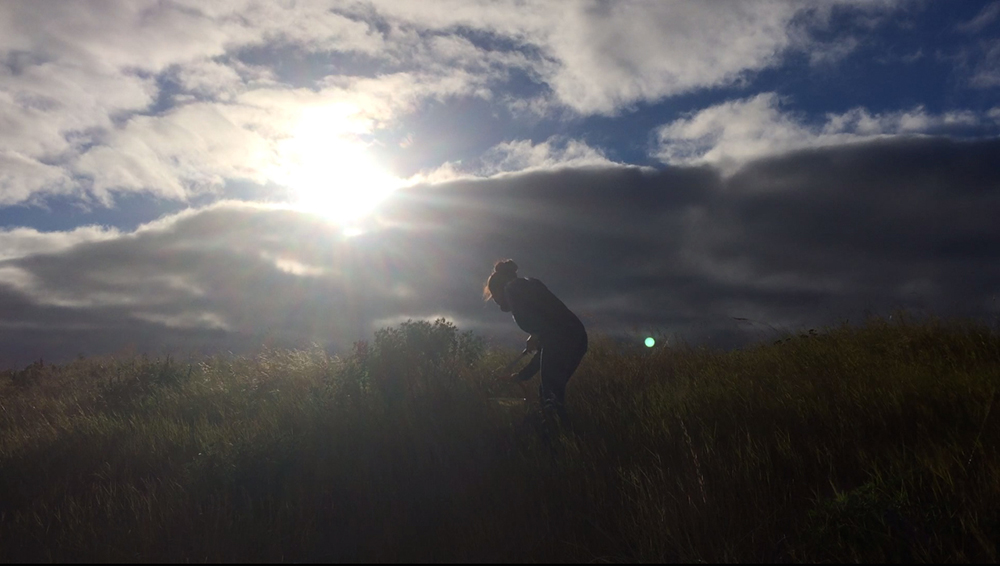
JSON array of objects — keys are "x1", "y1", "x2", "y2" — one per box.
[
  {"x1": 0, "y1": 1, "x2": 396, "y2": 205},
  {"x1": 969, "y1": 39, "x2": 1000, "y2": 88},
  {"x1": 807, "y1": 36, "x2": 862, "y2": 66},
  {"x1": 654, "y1": 93, "x2": 991, "y2": 172},
  {"x1": 481, "y1": 137, "x2": 617, "y2": 174},
  {"x1": 0, "y1": 0, "x2": 905, "y2": 206},
  {"x1": 173, "y1": 60, "x2": 250, "y2": 100},
  {"x1": 2, "y1": 136, "x2": 999, "y2": 367},
  {"x1": 521, "y1": 1, "x2": 801, "y2": 114},
  {"x1": 66, "y1": 68, "x2": 494, "y2": 202},
  {"x1": 0, "y1": 61, "x2": 156, "y2": 193},
  {"x1": 0, "y1": 1, "x2": 238, "y2": 202},
  {"x1": 955, "y1": 2, "x2": 1000, "y2": 34},
  {"x1": 72, "y1": 102, "x2": 278, "y2": 202},
  {"x1": 373, "y1": 0, "x2": 900, "y2": 115},
  {"x1": 405, "y1": 136, "x2": 626, "y2": 184},
  {"x1": 950, "y1": 2, "x2": 1000, "y2": 89},
  {"x1": 0, "y1": 224, "x2": 120, "y2": 261},
  {"x1": 0, "y1": 151, "x2": 73, "y2": 204}
]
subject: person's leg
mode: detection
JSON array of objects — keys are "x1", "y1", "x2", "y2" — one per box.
[
  {"x1": 539, "y1": 336, "x2": 586, "y2": 422},
  {"x1": 538, "y1": 371, "x2": 566, "y2": 417}
]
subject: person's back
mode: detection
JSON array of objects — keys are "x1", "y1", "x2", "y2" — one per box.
[
  {"x1": 484, "y1": 260, "x2": 587, "y2": 422},
  {"x1": 504, "y1": 277, "x2": 586, "y2": 345}
]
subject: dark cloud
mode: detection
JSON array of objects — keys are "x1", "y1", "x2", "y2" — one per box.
[
  {"x1": 2, "y1": 136, "x2": 1000, "y2": 367},
  {"x1": 719, "y1": 138, "x2": 1000, "y2": 310}
]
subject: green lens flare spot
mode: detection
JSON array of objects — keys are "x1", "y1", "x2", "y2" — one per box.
[{"x1": 644, "y1": 337, "x2": 655, "y2": 348}]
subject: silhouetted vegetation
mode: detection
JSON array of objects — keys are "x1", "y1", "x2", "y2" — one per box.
[{"x1": 1, "y1": 315, "x2": 998, "y2": 562}]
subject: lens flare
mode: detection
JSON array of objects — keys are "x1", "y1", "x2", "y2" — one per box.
[{"x1": 644, "y1": 337, "x2": 655, "y2": 348}]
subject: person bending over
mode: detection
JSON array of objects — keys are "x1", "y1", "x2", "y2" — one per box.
[{"x1": 484, "y1": 259, "x2": 588, "y2": 421}]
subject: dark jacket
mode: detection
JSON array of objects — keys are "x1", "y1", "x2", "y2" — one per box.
[{"x1": 504, "y1": 277, "x2": 587, "y2": 381}]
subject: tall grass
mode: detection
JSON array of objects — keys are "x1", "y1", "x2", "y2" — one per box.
[{"x1": 1, "y1": 315, "x2": 998, "y2": 562}]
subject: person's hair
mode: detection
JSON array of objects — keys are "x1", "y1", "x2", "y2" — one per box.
[{"x1": 483, "y1": 259, "x2": 518, "y2": 301}]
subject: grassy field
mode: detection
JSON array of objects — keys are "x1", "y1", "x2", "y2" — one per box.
[{"x1": 1, "y1": 314, "x2": 998, "y2": 562}]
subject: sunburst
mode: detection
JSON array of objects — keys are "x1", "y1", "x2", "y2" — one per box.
[{"x1": 273, "y1": 104, "x2": 402, "y2": 226}]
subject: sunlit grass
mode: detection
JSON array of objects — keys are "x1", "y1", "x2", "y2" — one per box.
[{"x1": 1, "y1": 314, "x2": 998, "y2": 562}]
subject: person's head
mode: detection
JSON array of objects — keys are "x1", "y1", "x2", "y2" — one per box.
[{"x1": 484, "y1": 259, "x2": 518, "y2": 312}]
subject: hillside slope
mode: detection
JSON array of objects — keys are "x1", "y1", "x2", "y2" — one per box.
[{"x1": 1, "y1": 316, "x2": 998, "y2": 562}]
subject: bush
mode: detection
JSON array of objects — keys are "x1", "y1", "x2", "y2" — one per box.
[{"x1": 365, "y1": 317, "x2": 484, "y2": 402}]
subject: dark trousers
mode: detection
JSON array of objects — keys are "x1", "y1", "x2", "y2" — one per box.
[{"x1": 538, "y1": 331, "x2": 587, "y2": 420}]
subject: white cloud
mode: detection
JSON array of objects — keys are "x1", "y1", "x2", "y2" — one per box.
[
  {"x1": 0, "y1": 2, "x2": 235, "y2": 73},
  {"x1": 0, "y1": 61, "x2": 156, "y2": 155},
  {"x1": 73, "y1": 102, "x2": 277, "y2": 202},
  {"x1": 372, "y1": 0, "x2": 898, "y2": 115},
  {"x1": 479, "y1": 137, "x2": 616, "y2": 175},
  {"x1": 539, "y1": 2, "x2": 798, "y2": 114},
  {"x1": 0, "y1": 224, "x2": 121, "y2": 261},
  {"x1": 0, "y1": 151, "x2": 73, "y2": 204},
  {"x1": 0, "y1": 1, "x2": 394, "y2": 205},
  {"x1": 68, "y1": 67, "x2": 491, "y2": 202},
  {"x1": 409, "y1": 136, "x2": 624, "y2": 182},
  {"x1": 654, "y1": 93, "x2": 991, "y2": 172},
  {"x1": 406, "y1": 161, "x2": 467, "y2": 185},
  {"x1": 0, "y1": 0, "x2": 904, "y2": 205},
  {"x1": 174, "y1": 60, "x2": 247, "y2": 99}
]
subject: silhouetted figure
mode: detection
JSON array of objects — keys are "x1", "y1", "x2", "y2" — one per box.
[{"x1": 485, "y1": 259, "x2": 587, "y2": 422}]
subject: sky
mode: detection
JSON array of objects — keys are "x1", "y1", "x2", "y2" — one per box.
[{"x1": 2, "y1": 0, "x2": 1000, "y2": 367}]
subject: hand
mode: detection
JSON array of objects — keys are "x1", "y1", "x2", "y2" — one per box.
[{"x1": 525, "y1": 334, "x2": 540, "y2": 353}]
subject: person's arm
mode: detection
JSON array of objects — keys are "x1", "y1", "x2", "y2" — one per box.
[{"x1": 512, "y1": 350, "x2": 540, "y2": 381}]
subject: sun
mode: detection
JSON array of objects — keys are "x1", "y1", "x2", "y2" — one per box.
[{"x1": 274, "y1": 104, "x2": 403, "y2": 226}]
